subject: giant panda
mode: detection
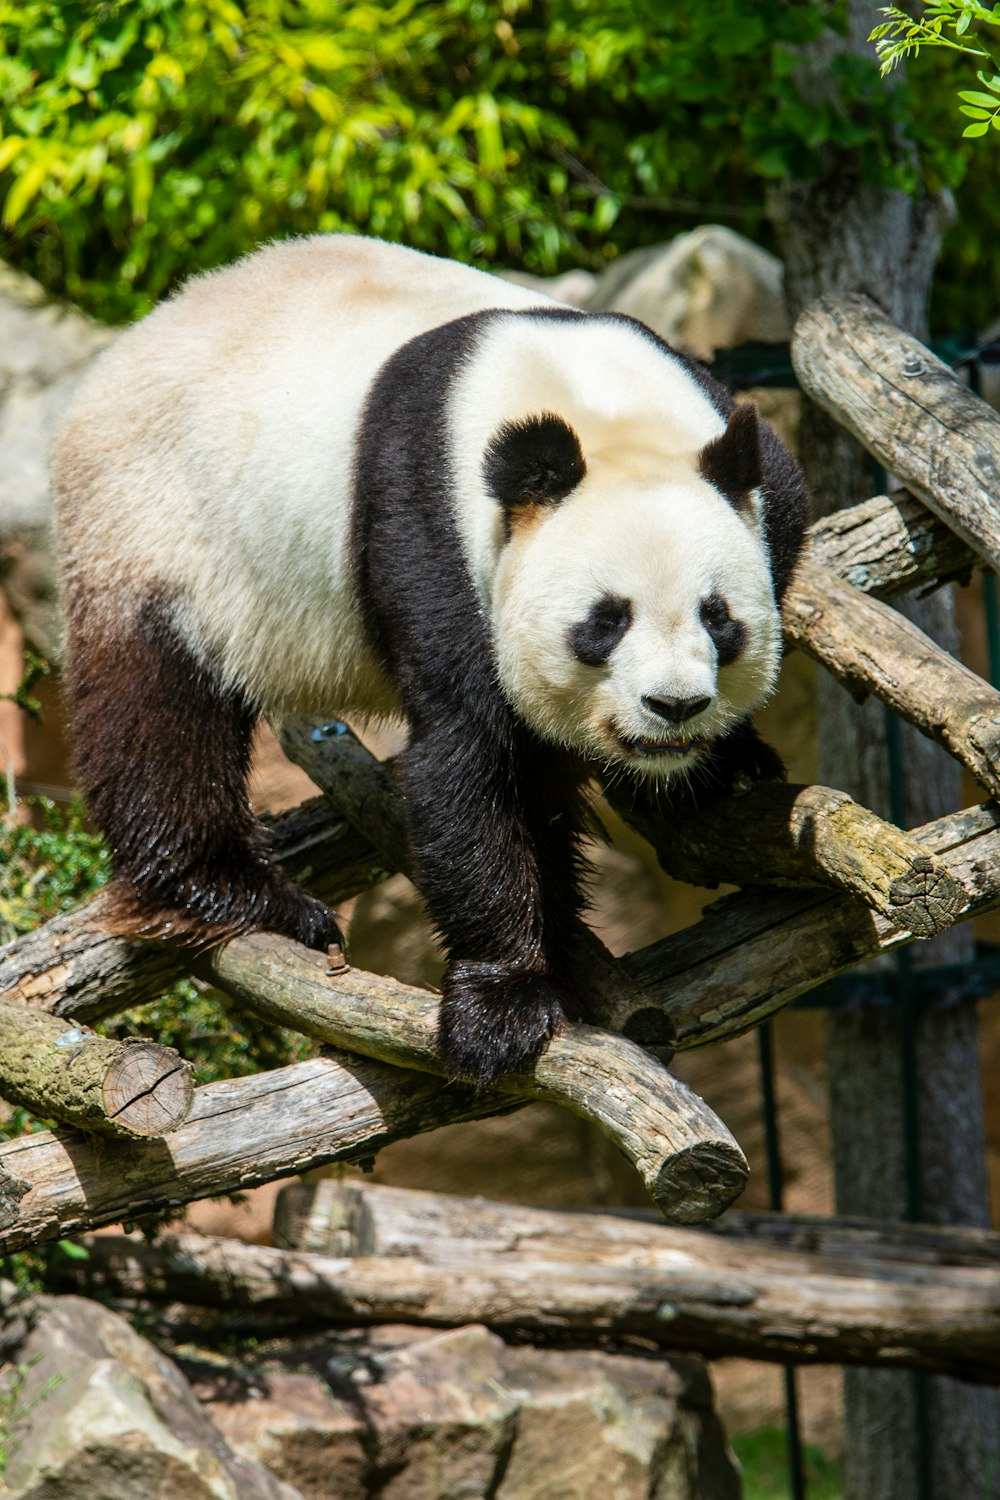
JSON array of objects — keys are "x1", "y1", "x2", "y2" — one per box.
[{"x1": 52, "y1": 234, "x2": 809, "y2": 1086}]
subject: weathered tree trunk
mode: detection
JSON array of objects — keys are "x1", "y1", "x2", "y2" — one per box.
[
  {"x1": 782, "y1": 558, "x2": 1000, "y2": 799},
  {"x1": 770, "y1": 5, "x2": 998, "y2": 1492}
]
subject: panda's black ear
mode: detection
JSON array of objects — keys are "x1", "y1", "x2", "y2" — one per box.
[
  {"x1": 699, "y1": 402, "x2": 762, "y2": 515},
  {"x1": 484, "y1": 412, "x2": 586, "y2": 532}
]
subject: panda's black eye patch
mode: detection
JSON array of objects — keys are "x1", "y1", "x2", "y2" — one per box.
[
  {"x1": 485, "y1": 412, "x2": 586, "y2": 526},
  {"x1": 570, "y1": 594, "x2": 633, "y2": 667},
  {"x1": 700, "y1": 593, "x2": 747, "y2": 666}
]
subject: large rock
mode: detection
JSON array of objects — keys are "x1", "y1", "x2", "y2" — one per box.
[
  {"x1": 0, "y1": 263, "x2": 114, "y2": 534},
  {"x1": 187, "y1": 1322, "x2": 742, "y2": 1500},
  {"x1": 501, "y1": 226, "x2": 789, "y2": 362},
  {"x1": 0, "y1": 1292, "x2": 303, "y2": 1500},
  {"x1": 583, "y1": 225, "x2": 789, "y2": 360}
]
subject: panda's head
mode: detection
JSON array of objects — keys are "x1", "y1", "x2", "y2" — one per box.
[{"x1": 486, "y1": 402, "x2": 783, "y2": 778}]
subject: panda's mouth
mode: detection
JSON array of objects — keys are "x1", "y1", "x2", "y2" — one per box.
[{"x1": 617, "y1": 732, "x2": 705, "y2": 760}]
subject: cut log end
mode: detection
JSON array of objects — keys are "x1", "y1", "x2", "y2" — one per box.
[
  {"x1": 102, "y1": 1042, "x2": 194, "y2": 1136},
  {"x1": 652, "y1": 1141, "x2": 749, "y2": 1225},
  {"x1": 886, "y1": 862, "x2": 969, "y2": 938}
]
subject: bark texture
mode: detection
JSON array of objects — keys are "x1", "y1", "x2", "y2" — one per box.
[
  {"x1": 794, "y1": 294, "x2": 1000, "y2": 571},
  {"x1": 773, "y1": 12, "x2": 998, "y2": 1486},
  {"x1": 606, "y1": 778, "x2": 968, "y2": 938},
  {"x1": 783, "y1": 557, "x2": 1000, "y2": 799}
]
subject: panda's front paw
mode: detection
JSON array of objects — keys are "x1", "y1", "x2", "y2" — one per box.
[{"x1": 439, "y1": 961, "x2": 574, "y2": 1089}]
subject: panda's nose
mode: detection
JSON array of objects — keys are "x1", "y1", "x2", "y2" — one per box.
[{"x1": 642, "y1": 693, "x2": 712, "y2": 724}]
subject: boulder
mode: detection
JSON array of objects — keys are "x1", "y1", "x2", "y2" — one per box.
[
  {"x1": 188, "y1": 1321, "x2": 742, "y2": 1500},
  {"x1": 582, "y1": 225, "x2": 789, "y2": 360},
  {"x1": 0, "y1": 1292, "x2": 303, "y2": 1500}
]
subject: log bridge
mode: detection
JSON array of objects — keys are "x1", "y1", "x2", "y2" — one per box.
[{"x1": 1, "y1": 296, "x2": 1000, "y2": 1380}]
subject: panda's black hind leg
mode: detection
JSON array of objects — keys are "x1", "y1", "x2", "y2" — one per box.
[{"x1": 64, "y1": 592, "x2": 342, "y2": 952}]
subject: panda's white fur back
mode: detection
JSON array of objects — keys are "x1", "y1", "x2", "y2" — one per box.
[{"x1": 54, "y1": 235, "x2": 550, "y2": 716}]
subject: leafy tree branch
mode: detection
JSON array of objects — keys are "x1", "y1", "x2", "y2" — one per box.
[{"x1": 871, "y1": 1, "x2": 1000, "y2": 136}]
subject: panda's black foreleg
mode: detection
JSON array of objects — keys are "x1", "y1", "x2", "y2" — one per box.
[
  {"x1": 399, "y1": 712, "x2": 590, "y2": 1087},
  {"x1": 65, "y1": 593, "x2": 342, "y2": 951}
]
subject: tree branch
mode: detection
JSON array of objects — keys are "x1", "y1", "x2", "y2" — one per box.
[
  {"x1": 783, "y1": 556, "x2": 1000, "y2": 799},
  {"x1": 604, "y1": 778, "x2": 968, "y2": 938},
  {"x1": 0, "y1": 1054, "x2": 514, "y2": 1253}
]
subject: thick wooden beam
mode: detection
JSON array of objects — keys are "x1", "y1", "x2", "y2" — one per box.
[
  {"x1": 0, "y1": 1018, "x2": 746, "y2": 1248},
  {"x1": 0, "y1": 1055, "x2": 515, "y2": 1253},
  {"x1": 2, "y1": 800, "x2": 997, "y2": 1059},
  {"x1": 803, "y1": 489, "x2": 977, "y2": 601},
  {"x1": 606, "y1": 778, "x2": 968, "y2": 938},
  {"x1": 792, "y1": 292, "x2": 1000, "y2": 572},
  {"x1": 52, "y1": 1184, "x2": 1000, "y2": 1384},
  {"x1": 627, "y1": 802, "x2": 1000, "y2": 1049},
  {"x1": 273, "y1": 1179, "x2": 1000, "y2": 1271},
  {"x1": 200, "y1": 937, "x2": 747, "y2": 1224}
]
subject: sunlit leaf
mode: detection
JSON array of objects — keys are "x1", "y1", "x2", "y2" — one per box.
[{"x1": 2, "y1": 158, "x2": 47, "y2": 225}]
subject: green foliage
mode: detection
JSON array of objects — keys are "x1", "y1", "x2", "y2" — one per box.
[
  {"x1": 0, "y1": 0, "x2": 587, "y2": 320},
  {"x1": 872, "y1": 2, "x2": 1000, "y2": 137},
  {"x1": 0, "y1": 794, "x2": 312, "y2": 1080},
  {"x1": 0, "y1": 0, "x2": 945, "y2": 325},
  {"x1": 0, "y1": 797, "x2": 109, "y2": 944},
  {"x1": 0, "y1": 651, "x2": 49, "y2": 723},
  {"x1": 731, "y1": 1427, "x2": 841, "y2": 1500}
]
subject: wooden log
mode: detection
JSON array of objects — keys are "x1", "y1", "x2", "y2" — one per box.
[
  {"x1": 0, "y1": 996, "x2": 192, "y2": 1138},
  {"x1": 626, "y1": 801, "x2": 1000, "y2": 1049},
  {"x1": 783, "y1": 556, "x2": 1000, "y2": 798},
  {"x1": 0, "y1": 1054, "x2": 518, "y2": 1254},
  {"x1": 3, "y1": 801, "x2": 998, "y2": 1060},
  {"x1": 793, "y1": 292, "x2": 1000, "y2": 572},
  {"x1": 605, "y1": 779, "x2": 967, "y2": 938},
  {"x1": 712, "y1": 1210, "x2": 1000, "y2": 1269},
  {"x1": 273, "y1": 1179, "x2": 1000, "y2": 1272},
  {"x1": 803, "y1": 489, "x2": 977, "y2": 601},
  {"x1": 55, "y1": 1208, "x2": 1000, "y2": 1384},
  {"x1": 0, "y1": 793, "x2": 389, "y2": 1022},
  {"x1": 281, "y1": 721, "x2": 409, "y2": 872},
  {"x1": 199, "y1": 936, "x2": 747, "y2": 1224}
]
